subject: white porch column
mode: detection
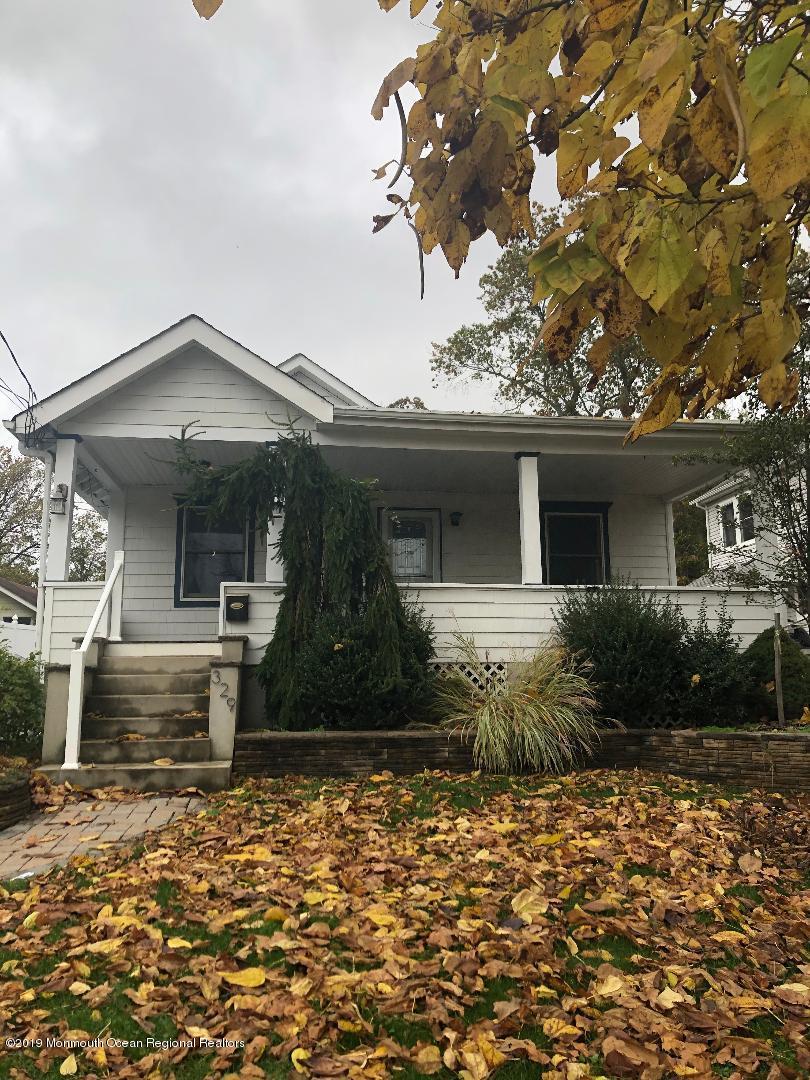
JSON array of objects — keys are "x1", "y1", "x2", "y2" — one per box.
[
  {"x1": 46, "y1": 437, "x2": 78, "y2": 581},
  {"x1": 106, "y1": 489, "x2": 127, "y2": 577},
  {"x1": 34, "y1": 451, "x2": 54, "y2": 654},
  {"x1": 664, "y1": 500, "x2": 678, "y2": 586},
  {"x1": 516, "y1": 452, "x2": 543, "y2": 584},
  {"x1": 264, "y1": 513, "x2": 285, "y2": 583}
]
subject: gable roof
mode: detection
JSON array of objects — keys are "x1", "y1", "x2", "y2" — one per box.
[
  {"x1": 4, "y1": 315, "x2": 334, "y2": 434},
  {"x1": 278, "y1": 353, "x2": 377, "y2": 408},
  {"x1": 0, "y1": 576, "x2": 37, "y2": 611}
]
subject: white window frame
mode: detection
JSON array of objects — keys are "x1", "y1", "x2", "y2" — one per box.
[
  {"x1": 718, "y1": 494, "x2": 756, "y2": 551},
  {"x1": 380, "y1": 508, "x2": 442, "y2": 583}
]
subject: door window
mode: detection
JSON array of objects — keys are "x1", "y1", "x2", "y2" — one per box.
[{"x1": 381, "y1": 509, "x2": 441, "y2": 582}]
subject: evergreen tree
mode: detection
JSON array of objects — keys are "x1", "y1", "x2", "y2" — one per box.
[{"x1": 174, "y1": 427, "x2": 433, "y2": 729}]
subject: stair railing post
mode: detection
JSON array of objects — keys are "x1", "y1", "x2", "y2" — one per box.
[
  {"x1": 63, "y1": 650, "x2": 86, "y2": 770},
  {"x1": 108, "y1": 550, "x2": 125, "y2": 642}
]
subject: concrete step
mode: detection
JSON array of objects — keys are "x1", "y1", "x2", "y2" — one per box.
[
  {"x1": 80, "y1": 736, "x2": 211, "y2": 765},
  {"x1": 97, "y1": 656, "x2": 215, "y2": 676},
  {"x1": 93, "y1": 673, "x2": 210, "y2": 696},
  {"x1": 103, "y1": 642, "x2": 219, "y2": 657},
  {"x1": 38, "y1": 760, "x2": 232, "y2": 793},
  {"x1": 85, "y1": 693, "x2": 210, "y2": 718},
  {"x1": 83, "y1": 716, "x2": 210, "y2": 739}
]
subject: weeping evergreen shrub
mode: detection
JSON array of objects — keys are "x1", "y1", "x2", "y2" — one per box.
[{"x1": 174, "y1": 428, "x2": 434, "y2": 730}]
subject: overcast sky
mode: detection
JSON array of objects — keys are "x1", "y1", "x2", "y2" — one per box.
[{"x1": 0, "y1": 0, "x2": 560, "y2": 440}]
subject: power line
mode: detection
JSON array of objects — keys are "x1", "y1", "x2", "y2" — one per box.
[{"x1": 0, "y1": 328, "x2": 36, "y2": 403}]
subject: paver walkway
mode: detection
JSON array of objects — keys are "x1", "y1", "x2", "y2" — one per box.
[{"x1": 0, "y1": 795, "x2": 203, "y2": 881}]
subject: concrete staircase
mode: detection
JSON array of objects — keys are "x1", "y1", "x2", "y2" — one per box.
[{"x1": 58, "y1": 644, "x2": 231, "y2": 792}]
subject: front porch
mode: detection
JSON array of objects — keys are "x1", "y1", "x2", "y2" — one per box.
[{"x1": 33, "y1": 421, "x2": 783, "y2": 790}]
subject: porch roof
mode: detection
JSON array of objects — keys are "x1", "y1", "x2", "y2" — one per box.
[{"x1": 48, "y1": 421, "x2": 732, "y2": 508}]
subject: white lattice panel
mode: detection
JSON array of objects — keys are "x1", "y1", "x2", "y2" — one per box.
[{"x1": 429, "y1": 660, "x2": 508, "y2": 688}]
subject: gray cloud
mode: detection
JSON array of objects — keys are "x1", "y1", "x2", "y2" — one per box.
[{"x1": 0, "y1": 1, "x2": 557, "y2": 432}]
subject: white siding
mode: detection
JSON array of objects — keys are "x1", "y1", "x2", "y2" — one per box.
[
  {"x1": 70, "y1": 345, "x2": 313, "y2": 434},
  {"x1": 375, "y1": 490, "x2": 672, "y2": 587},
  {"x1": 41, "y1": 582, "x2": 105, "y2": 665},
  {"x1": 608, "y1": 496, "x2": 671, "y2": 585},
  {"x1": 0, "y1": 594, "x2": 34, "y2": 620},
  {"x1": 376, "y1": 490, "x2": 521, "y2": 585},
  {"x1": 120, "y1": 486, "x2": 267, "y2": 642},
  {"x1": 223, "y1": 582, "x2": 777, "y2": 668}
]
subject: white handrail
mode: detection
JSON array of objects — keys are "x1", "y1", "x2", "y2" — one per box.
[{"x1": 63, "y1": 551, "x2": 125, "y2": 770}]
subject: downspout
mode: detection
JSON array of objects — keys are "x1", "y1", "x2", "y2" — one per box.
[{"x1": 35, "y1": 451, "x2": 54, "y2": 656}]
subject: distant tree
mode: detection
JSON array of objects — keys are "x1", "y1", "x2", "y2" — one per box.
[
  {"x1": 673, "y1": 501, "x2": 708, "y2": 585},
  {"x1": 69, "y1": 511, "x2": 107, "y2": 582},
  {"x1": 387, "y1": 396, "x2": 428, "y2": 410},
  {"x1": 431, "y1": 205, "x2": 657, "y2": 418},
  {"x1": 0, "y1": 446, "x2": 41, "y2": 584},
  {"x1": 690, "y1": 254, "x2": 810, "y2": 619},
  {"x1": 0, "y1": 447, "x2": 106, "y2": 585}
]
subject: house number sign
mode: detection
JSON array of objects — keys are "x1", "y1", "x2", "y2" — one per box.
[{"x1": 211, "y1": 668, "x2": 236, "y2": 712}]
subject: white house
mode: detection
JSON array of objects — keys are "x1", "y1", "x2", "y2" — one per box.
[
  {"x1": 0, "y1": 576, "x2": 37, "y2": 659},
  {"x1": 693, "y1": 474, "x2": 807, "y2": 640},
  {"x1": 3, "y1": 316, "x2": 781, "y2": 789}
]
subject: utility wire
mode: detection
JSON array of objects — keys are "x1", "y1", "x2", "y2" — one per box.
[{"x1": 0, "y1": 328, "x2": 36, "y2": 403}]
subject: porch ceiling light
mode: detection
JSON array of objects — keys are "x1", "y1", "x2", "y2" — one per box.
[
  {"x1": 49, "y1": 483, "x2": 69, "y2": 515},
  {"x1": 449, "y1": 511, "x2": 463, "y2": 527}
]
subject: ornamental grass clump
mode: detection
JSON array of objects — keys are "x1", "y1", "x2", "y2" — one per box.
[{"x1": 435, "y1": 634, "x2": 601, "y2": 774}]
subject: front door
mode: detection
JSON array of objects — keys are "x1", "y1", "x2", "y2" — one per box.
[{"x1": 541, "y1": 502, "x2": 610, "y2": 585}]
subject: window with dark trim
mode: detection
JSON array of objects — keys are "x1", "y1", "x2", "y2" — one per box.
[
  {"x1": 174, "y1": 506, "x2": 255, "y2": 608},
  {"x1": 541, "y1": 502, "x2": 611, "y2": 586}
]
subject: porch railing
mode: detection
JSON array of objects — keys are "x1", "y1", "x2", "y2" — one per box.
[{"x1": 63, "y1": 550, "x2": 124, "y2": 770}]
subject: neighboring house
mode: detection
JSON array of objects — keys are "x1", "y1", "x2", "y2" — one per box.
[
  {"x1": 0, "y1": 575, "x2": 37, "y2": 658},
  {"x1": 693, "y1": 474, "x2": 806, "y2": 636},
  {"x1": 3, "y1": 316, "x2": 781, "y2": 789}
]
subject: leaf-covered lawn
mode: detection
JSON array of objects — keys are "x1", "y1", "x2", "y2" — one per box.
[{"x1": 1, "y1": 770, "x2": 809, "y2": 1079}]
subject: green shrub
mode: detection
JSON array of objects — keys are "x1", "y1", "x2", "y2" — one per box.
[
  {"x1": 682, "y1": 601, "x2": 749, "y2": 728},
  {"x1": 294, "y1": 603, "x2": 435, "y2": 730},
  {"x1": 742, "y1": 626, "x2": 810, "y2": 723},
  {"x1": 0, "y1": 644, "x2": 43, "y2": 755},
  {"x1": 554, "y1": 582, "x2": 689, "y2": 728},
  {"x1": 435, "y1": 634, "x2": 601, "y2": 774}
]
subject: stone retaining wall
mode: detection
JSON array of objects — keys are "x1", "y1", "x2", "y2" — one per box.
[
  {"x1": 233, "y1": 729, "x2": 810, "y2": 792},
  {"x1": 0, "y1": 775, "x2": 32, "y2": 831}
]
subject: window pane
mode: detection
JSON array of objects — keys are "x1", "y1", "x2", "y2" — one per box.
[
  {"x1": 183, "y1": 510, "x2": 246, "y2": 599},
  {"x1": 548, "y1": 555, "x2": 604, "y2": 586},
  {"x1": 390, "y1": 517, "x2": 431, "y2": 579},
  {"x1": 547, "y1": 515, "x2": 602, "y2": 556},
  {"x1": 720, "y1": 503, "x2": 737, "y2": 548},
  {"x1": 545, "y1": 512, "x2": 605, "y2": 585},
  {"x1": 739, "y1": 495, "x2": 755, "y2": 542}
]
